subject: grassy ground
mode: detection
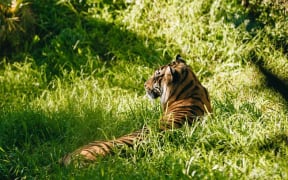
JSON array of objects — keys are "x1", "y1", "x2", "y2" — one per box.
[{"x1": 0, "y1": 0, "x2": 288, "y2": 179}]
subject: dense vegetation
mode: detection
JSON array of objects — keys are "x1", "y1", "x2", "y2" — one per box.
[{"x1": 0, "y1": 0, "x2": 287, "y2": 179}]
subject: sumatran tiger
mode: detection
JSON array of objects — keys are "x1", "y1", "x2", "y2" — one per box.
[{"x1": 60, "y1": 55, "x2": 212, "y2": 166}]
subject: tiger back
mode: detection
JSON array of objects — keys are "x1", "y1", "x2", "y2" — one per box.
[{"x1": 144, "y1": 55, "x2": 212, "y2": 130}]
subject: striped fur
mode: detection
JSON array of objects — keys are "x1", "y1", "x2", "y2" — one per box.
[
  {"x1": 145, "y1": 55, "x2": 212, "y2": 130},
  {"x1": 61, "y1": 127, "x2": 149, "y2": 166},
  {"x1": 60, "y1": 55, "x2": 212, "y2": 166}
]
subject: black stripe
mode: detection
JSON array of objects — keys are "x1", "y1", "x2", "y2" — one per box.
[
  {"x1": 175, "y1": 81, "x2": 194, "y2": 100},
  {"x1": 168, "y1": 69, "x2": 189, "y2": 98},
  {"x1": 170, "y1": 105, "x2": 193, "y2": 111},
  {"x1": 191, "y1": 93, "x2": 205, "y2": 104},
  {"x1": 120, "y1": 139, "x2": 134, "y2": 146},
  {"x1": 192, "y1": 96, "x2": 204, "y2": 103},
  {"x1": 173, "y1": 120, "x2": 184, "y2": 126},
  {"x1": 85, "y1": 149, "x2": 97, "y2": 157},
  {"x1": 191, "y1": 105, "x2": 204, "y2": 115},
  {"x1": 179, "y1": 70, "x2": 188, "y2": 84},
  {"x1": 87, "y1": 141, "x2": 112, "y2": 154},
  {"x1": 100, "y1": 142, "x2": 113, "y2": 152}
]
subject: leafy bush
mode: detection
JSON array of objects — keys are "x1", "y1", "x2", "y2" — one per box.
[{"x1": 0, "y1": 0, "x2": 35, "y2": 56}]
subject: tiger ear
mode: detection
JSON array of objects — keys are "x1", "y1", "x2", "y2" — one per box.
[
  {"x1": 176, "y1": 54, "x2": 182, "y2": 60},
  {"x1": 175, "y1": 54, "x2": 186, "y2": 64}
]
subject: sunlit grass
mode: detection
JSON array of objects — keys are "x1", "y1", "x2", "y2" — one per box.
[{"x1": 0, "y1": 0, "x2": 288, "y2": 179}]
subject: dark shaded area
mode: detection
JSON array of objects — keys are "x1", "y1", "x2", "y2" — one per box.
[
  {"x1": 0, "y1": 109, "x2": 66, "y2": 179},
  {"x1": 252, "y1": 57, "x2": 288, "y2": 102},
  {"x1": 222, "y1": 1, "x2": 288, "y2": 104},
  {"x1": 225, "y1": 1, "x2": 288, "y2": 49},
  {"x1": 222, "y1": 0, "x2": 288, "y2": 54},
  {"x1": 0, "y1": 0, "x2": 170, "y2": 77},
  {"x1": 0, "y1": 1, "x2": 35, "y2": 57},
  {"x1": 0, "y1": 104, "x2": 124, "y2": 179},
  {"x1": 244, "y1": 2, "x2": 288, "y2": 55},
  {"x1": 258, "y1": 133, "x2": 288, "y2": 156}
]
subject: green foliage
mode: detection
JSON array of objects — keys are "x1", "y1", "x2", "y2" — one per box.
[
  {"x1": 0, "y1": 0, "x2": 288, "y2": 179},
  {"x1": 0, "y1": 0, "x2": 35, "y2": 56}
]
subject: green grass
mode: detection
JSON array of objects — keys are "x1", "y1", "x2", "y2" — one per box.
[{"x1": 1, "y1": 0, "x2": 288, "y2": 179}]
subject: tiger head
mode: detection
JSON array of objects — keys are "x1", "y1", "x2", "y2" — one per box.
[{"x1": 144, "y1": 55, "x2": 191, "y2": 106}]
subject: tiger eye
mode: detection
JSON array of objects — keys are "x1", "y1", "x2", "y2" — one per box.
[{"x1": 155, "y1": 70, "x2": 161, "y2": 76}]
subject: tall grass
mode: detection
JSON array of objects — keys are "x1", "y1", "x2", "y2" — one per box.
[{"x1": 0, "y1": 0, "x2": 287, "y2": 179}]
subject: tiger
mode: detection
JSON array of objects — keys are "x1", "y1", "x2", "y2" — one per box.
[{"x1": 60, "y1": 55, "x2": 212, "y2": 166}]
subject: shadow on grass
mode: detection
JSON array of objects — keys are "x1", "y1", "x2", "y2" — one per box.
[
  {"x1": 222, "y1": 1, "x2": 288, "y2": 105},
  {"x1": 228, "y1": 1, "x2": 288, "y2": 52},
  {"x1": 0, "y1": 0, "x2": 169, "y2": 131},
  {"x1": 0, "y1": 109, "x2": 65, "y2": 179},
  {"x1": 258, "y1": 132, "x2": 288, "y2": 156},
  {"x1": 1, "y1": 0, "x2": 171, "y2": 75},
  {"x1": 0, "y1": 105, "x2": 128, "y2": 179},
  {"x1": 250, "y1": 55, "x2": 288, "y2": 102},
  {"x1": 240, "y1": 1, "x2": 288, "y2": 98}
]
